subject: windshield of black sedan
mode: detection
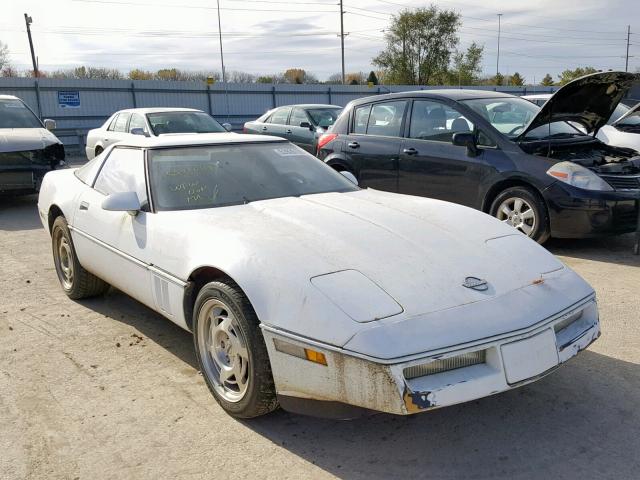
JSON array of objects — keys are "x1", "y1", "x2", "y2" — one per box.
[
  {"x1": 461, "y1": 97, "x2": 587, "y2": 140},
  {"x1": 148, "y1": 143, "x2": 358, "y2": 210},
  {"x1": 0, "y1": 98, "x2": 42, "y2": 128},
  {"x1": 146, "y1": 111, "x2": 226, "y2": 135}
]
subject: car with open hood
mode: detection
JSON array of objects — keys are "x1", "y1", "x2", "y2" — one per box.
[
  {"x1": 38, "y1": 133, "x2": 599, "y2": 419},
  {"x1": 318, "y1": 72, "x2": 640, "y2": 242},
  {"x1": 0, "y1": 95, "x2": 65, "y2": 195},
  {"x1": 84, "y1": 107, "x2": 231, "y2": 160}
]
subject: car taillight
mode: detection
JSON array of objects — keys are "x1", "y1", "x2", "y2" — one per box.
[
  {"x1": 317, "y1": 133, "x2": 338, "y2": 151},
  {"x1": 243, "y1": 126, "x2": 248, "y2": 133}
]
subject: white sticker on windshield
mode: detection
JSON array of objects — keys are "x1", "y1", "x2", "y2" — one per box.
[
  {"x1": 274, "y1": 146, "x2": 304, "y2": 156},
  {"x1": 2, "y1": 101, "x2": 24, "y2": 109}
]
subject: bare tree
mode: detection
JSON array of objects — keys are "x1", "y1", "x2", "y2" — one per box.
[{"x1": 0, "y1": 41, "x2": 11, "y2": 73}]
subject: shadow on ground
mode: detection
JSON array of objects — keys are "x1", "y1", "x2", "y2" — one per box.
[
  {"x1": 0, "y1": 194, "x2": 42, "y2": 231},
  {"x1": 546, "y1": 233, "x2": 640, "y2": 267},
  {"x1": 79, "y1": 289, "x2": 640, "y2": 480}
]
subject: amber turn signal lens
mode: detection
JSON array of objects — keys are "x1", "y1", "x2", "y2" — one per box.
[{"x1": 304, "y1": 348, "x2": 328, "y2": 366}]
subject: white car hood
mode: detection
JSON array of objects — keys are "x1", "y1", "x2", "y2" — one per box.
[
  {"x1": 154, "y1": 189, "x2": 592, "y2": 357},
  {"x1": 0, "y1": 128, "x2": 61, "y2": 153}
]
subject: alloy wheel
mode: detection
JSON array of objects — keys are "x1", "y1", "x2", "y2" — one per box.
[{"x1": 496, "y1": 196, "x2": 537, "y2": 236}]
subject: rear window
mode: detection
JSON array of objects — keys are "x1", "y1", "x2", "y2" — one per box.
[
  {"x1": 0, "y1": 98, "x2": 42, "y2": 128},
  {"x1": 146, "y1": 111, "x2": 225, "y2": 135}
]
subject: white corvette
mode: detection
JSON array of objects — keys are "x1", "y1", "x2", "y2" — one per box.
[{"x1": 38, "y1": 133, "x2": 600, "y2": 418}]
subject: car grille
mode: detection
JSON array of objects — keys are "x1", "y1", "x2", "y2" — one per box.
[
  {"x1": 601, "y1": 175, "x2": 640, "y2": 190},
  {"x1": 614, "y1": 204, "x2": 639, "y2": 229}
]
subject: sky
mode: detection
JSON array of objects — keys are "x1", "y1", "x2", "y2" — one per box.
[{"x1": 1, "y1": 0, "x2": 639, "y2": 83}]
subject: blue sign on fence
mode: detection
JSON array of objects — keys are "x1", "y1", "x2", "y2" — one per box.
[{"x1": 57, "y1": 91, "x2": 80, "y2": 108}]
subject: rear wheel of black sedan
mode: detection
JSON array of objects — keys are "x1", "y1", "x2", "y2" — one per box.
[
  {"x1": 193, "y1": 280, "x2": 278, "y2": 418},
  {"x1": 490, "y1": 186, "x2": 550, "y2": 243}
]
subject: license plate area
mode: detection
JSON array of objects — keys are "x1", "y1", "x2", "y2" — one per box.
[{"x1": 501, "y1": 329, "x2": 559, "y2": 385}]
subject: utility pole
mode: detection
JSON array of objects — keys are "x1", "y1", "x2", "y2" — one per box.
[
  {"x1": 215, "y1": 0, "x2": 230, "y2": 122},
  {"x1": 625, "y1": 25, "x2": 631, "y2": 72},
  {"x1": 496, "y1": 13, "x2": 502, "y2": 79},
  {"x1": 339, "y1": 0, "x2": 345, "y2": 84},
  {"x1": 24, "y1": 13, "x2": 38, "y2": 78}
]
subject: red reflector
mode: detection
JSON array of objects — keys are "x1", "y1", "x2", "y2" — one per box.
[{"x1": 317, "y1": 133, "x2": 338, "y2": 151}]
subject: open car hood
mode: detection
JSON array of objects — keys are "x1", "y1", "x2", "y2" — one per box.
[
  {"x1": 612, "y1": 101, "x2": 640, "y2": 126},
  {"x1": 518, "y1": 71, "x2": 639, "y2": 138}
]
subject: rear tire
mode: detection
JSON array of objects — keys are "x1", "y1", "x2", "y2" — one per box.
[
  {"x1": 51, "y1": 216, "x2": 110, "y2": 299},
  {"x1": 193, "y1": 279, "x2": 278, "y2": 418},
  {"x1": 490, "y1": 186, "x2": 550, "y2": 244}
]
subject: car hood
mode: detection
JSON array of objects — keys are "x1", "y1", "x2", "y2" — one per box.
[
  {"x1": 156, "y1": 189, "x2": 592, "y2": 355},
  {"x1": 0, "y1": 128, "x2": 61, "y2": 153},
  {"x1": 518, "y1": 71, "x2": 639, "y2": 138}
]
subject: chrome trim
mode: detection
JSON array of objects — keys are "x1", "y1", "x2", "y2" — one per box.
[
  {"x1": 260, "y1": 294, "x2": 597, "y2": 365},
  {"x1": 68, "y1": 224, "x2": 187, "y2": 288}
]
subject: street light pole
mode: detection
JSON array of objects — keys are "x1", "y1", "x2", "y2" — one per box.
[
  {"x1": 340, "y1": 0, "x2": 345, "y2": 84},
  {"x1": 625, "y1": 25, "x2": 631, "y2": 72},
  {"x1": 496, "y1": 13, "x2": 502, "y2": 79},
  {"x1": 215, "y1": 0, "x2": 230, "y2": 122},
  {"x1": 24, "y1": 13, "x2": 38, "y2": 78}
]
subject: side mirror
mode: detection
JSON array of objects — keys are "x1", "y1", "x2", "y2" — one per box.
[
  {"x1": 130, "y1": 127, "x2": 149, "y2": 137},
  {"x1": 43, "y1": 119, "x2": 56, "y2": 131},
  {"x1": 340, "y1": 170, "x2": 358, "y2": 186},
  {"x1": 452, "y1": 132, "x2": 479, "y2": 157},
  {"x1": 102, "y1": 191, "x2": 141, "y2": 216},
  {"x1": 300, "y1": 121, "x2": 314, "y2": 131},
  {"x1": 222, "y1": 123, "x2": 233, "y2": 132}
]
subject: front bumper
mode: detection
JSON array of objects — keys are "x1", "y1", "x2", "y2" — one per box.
[
  {"x1": 262, "y1": 297, "x2": 599, "y2": 418},
  {"x1": 0, "y1": 145, "x2": 64, "y2": 194},
  {"x1": 544, "y1": 181, "x2": 639, "y2": 238}
]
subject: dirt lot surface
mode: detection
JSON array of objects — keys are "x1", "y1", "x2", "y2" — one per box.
[{"x1": 1, "y1": 194, "x2": 639, "y2": 480}]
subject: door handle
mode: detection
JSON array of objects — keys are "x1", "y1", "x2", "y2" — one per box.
[
  {"x1": 103, "y1": 138, "x2": 110, "y2": 142},
  {"x1": 403, "y1": 147, "x2": 418, "y2": 155},
  {"x1": 261, "y1": 126, "x2": 268, "y2": 131},
  {"x1": 348, "y1": 141, "x2": 360, "y2": 149},
  {"x1": 285, "y1": 129, "x2": 292, "y2": 134},
  {"x1": 79, "y1": 201, "x2": 90, "y2": 211}
]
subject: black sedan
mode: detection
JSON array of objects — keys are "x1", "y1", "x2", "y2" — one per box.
[{"x1": 317, "y1": 72, "x2": 640, "y2": 242}]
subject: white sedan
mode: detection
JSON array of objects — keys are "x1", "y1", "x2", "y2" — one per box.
[
  {"x1": 84, "y1": 107, "x2": 231, "y2": 160},
  {"x1": 38, "y1": 133, "x2": 600, "y2": 418}
]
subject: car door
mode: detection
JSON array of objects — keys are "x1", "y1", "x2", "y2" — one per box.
[
  {"x1": 343, "y1": 100, "x2": 408, "y2": 192},
  {"x1": 261, "y1": 107, "x2": 291, "y2": 139},
  {"x1": 102, "y1": 112, "x2": 131, "y2": 148},
  {"x1": 71, "y1": 146, "x2": 155, "y2": 309},
  {"x1": 287, "y1": 107, "x2": 315, "y2": 152},
  {"x1": 398, "y1": 99, "x2": 497, "y2": 207}
]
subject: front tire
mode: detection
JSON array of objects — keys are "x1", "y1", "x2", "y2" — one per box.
[
  {"x1": 193, "y1": 280, "x2": 278, "y2": 418},
  {"x1": 490, "y1": 186, "x2": 550, "y2": 243},
  {"x1": 51, "y1": 216, "x2": 110, "y2": 299}
]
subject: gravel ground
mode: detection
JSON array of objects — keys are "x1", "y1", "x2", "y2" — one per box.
[{"x1": 1, "y1": 194, "x2": 639, "y2": 480}]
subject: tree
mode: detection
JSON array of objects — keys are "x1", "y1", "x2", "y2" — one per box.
[
  {"x1": 283, "y1": 68, "x2": 307, "y2": 84},
  {"x1": 345, "y1": 72, "x2": 366, "y2": 85},
  {"x1": 509, "y1": 72, "x2": 525, "y2": 86},
  {"x1": 227, "y1": 70, "x2": 255, "y2": 83},
  {"x1": 494, "y1": 72, "x2": 504, "y2": 86},
  {"x1": 325, "y1": 73, "x2": 343, "y2": 84},
  {"x1": 373, "y1": 6, "x2": 460, "y2": 85},
  {"x1": 367, "y1": 70, "x2": 379, "y2": 85},
  {"x1": 449, "y1": 42, "x2": 484, "y2": 85},
  {"x1": 557, "y1": 67, "x2": 598, "y2": 85},
  {"x1": 128, "y1": 69, "x2": 153, "y2": 80},
  {"x1": 540, "y1": 73, "x2": 554, "y2": 86},
  {"x1": 0, "y1": 41, "x2": 10, "y2": 72}
]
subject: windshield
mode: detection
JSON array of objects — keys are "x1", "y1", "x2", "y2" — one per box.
[
  {"x1": 461, "y1": 97, "x2": 586, "y2": 140},
  {"x1": 307, "y1": 108, "x2": 342, "y2": 128},
  {"x1": 608, "y1": 103, "x2": 630, "y2": 124},
  {"x1": 148, "y1": 142, "x2": 358, "y2": 211},
  {"x1": 0, "y1": 98, "x2": 42, "y2": 129},
  {"x1": 146, "y1": 111, "x2": 226, "y2": 135}
]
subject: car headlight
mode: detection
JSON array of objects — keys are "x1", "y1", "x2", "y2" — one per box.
[{"x1": 547, "y1": 161, "x2": 613, "y2": 191}]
